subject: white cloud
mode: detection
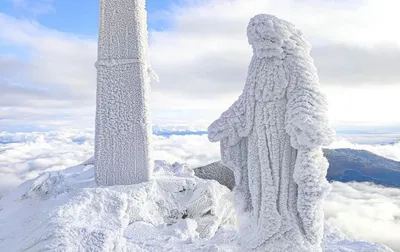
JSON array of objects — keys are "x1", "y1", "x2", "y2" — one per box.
[
  {"x1": 2, "y1": 130, "x2": 400, "y2": 193},
  {"x1": 329, "y1": 136, "x2": 400, "y2": 162},
  {"x1": 0, "y1": 13, "x2": 97, "y2": 99},
  {"x1": 0, "y1": 13, "x2": 97, "y2": 129},
  {"x1": 0, "y1": 129, "x2": 95, "y2": 193},
  {"x1": 153, "y1": 134, "x2": 220, "y2": 167},
  {"x1": 325, "y1": 182, "x2": 400, "y2": 252},
  {"x1": 148, "y1": 0, "x2": 400, "y2": 125}
]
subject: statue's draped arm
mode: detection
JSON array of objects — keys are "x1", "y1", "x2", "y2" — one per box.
[
  {"x1": 208, "y1": 93, "x2": 244, "y2": 144},
  {"x1": 208, "y1": 87, "x2": 255, "y2": 146},
  {"x1": 285, "y1": 56, "x2": 334, "y2": 244},
  {"x1": 208, "y1": 92, "x2": 253, "y2": 213},
  {"x1": 208, "y1": 92, "x2": 250, "y2": 172},
  {"x1": 208, "y1": 68, "x2": 256, "y2": 202}
]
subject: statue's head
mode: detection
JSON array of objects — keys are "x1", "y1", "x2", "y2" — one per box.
[{"x1": 247, "y1": 14, "x2": 311, "y2": 59}]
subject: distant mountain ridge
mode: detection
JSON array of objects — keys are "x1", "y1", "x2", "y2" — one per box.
[
  {"x1": 324, "y1": 148, "x2": 400, "y2": 187},
  {"x1": 195, "y1": 148, "x2": 400, "y2": 189}
]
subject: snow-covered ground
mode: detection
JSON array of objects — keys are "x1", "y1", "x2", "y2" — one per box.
[
  {"x1": 0, "y1": 158, "x2": 394, "y2": 251},
  {"x1": 0, "y1": 160, "x2": 236, "y2": 251},
  {"x1": 1, "y1": 129, "x2": 400, "y2": 251}
]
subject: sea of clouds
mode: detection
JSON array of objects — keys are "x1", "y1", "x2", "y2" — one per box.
[{"x1": 1, "y1": 128, "x2": 400, "y2": 251}]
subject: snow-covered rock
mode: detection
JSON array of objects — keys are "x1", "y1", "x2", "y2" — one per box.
[
  {"x1": 194, "y1": 161, "x2": 235, "y2": 190},
  {"x1": 0, "y1": 160, "x2": 235, "y2": 252}
]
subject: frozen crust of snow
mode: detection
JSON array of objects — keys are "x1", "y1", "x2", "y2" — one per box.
[
  {"x1": 95, "y1": 0, "x2": 153, "y2": 186},
  {"x1": 0, "y1": 159, "x2": 394, "y2": 252}
]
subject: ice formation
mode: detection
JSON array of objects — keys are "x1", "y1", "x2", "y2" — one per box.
[
  {"x1": 208, "y1": 14, "x2": 335, "y2": 251},
  {"x1": 94, "y1": 0, "x2": 153, "y2": 185}
]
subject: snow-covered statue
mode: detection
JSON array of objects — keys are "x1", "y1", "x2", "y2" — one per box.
[{"x1": 208, "y1": 14, "x2": 334, "y2": 252}]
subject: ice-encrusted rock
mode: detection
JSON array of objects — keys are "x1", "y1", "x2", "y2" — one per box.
[
  {"x1": 21, "y1": 172, "x2": 70, "y2": 200},
  {"x1": 194, "y1": 161, "x2": 235, "y2": 190},
  {"x1": 208, "y1": 14, "x2": 334, "y2": 251},
  {"x1": 95, "y1": 0, "x2": 153, "y2": 186},
  {"x1": 186, "y1": 179, "x2": 235, "y2": 239}
]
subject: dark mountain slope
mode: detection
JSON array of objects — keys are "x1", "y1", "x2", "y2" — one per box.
[
  {"x1": 195, "y1": 148, "x2": 400, "y2": 188},
  {"x1": 324, "y1": 148, "x2": 400, "y2": 187}
]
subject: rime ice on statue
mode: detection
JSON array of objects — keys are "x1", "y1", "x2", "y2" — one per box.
[
  {"x1": 94, "y1": 0, "x2": 152, "y2": 186},
  {"x1": 208, "y1": 14, "x2": 334, "y2": 252}
]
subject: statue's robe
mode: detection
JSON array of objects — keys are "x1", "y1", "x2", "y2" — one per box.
[{"x1": 208, "y1": 51, "x2": 333, "y2": 251}]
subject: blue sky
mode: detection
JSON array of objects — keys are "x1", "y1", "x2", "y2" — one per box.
[{"x1": 0, "y1": 0, "x2": 175, "y2": 35}]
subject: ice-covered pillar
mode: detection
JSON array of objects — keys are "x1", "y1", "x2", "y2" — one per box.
[{"x1": 94, "y1": 0, "x2": 152, "y2": 186}]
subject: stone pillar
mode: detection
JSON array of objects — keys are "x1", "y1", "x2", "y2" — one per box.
[{"x1": 94, "y1": 0, "x2": 152, "y2": 186}]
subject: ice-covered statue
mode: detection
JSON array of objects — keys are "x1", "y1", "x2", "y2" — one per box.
[{"x1": 208, "y1": 14, "x2": 334, "y2": 252}]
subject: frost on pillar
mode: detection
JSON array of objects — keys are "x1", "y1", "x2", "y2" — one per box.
[
  {"x1": 208, "y1": 14, "x2": 335, "y2": 252},
  {"x1": 94, "y1": 0, "x2": 152, "y2": 186}
]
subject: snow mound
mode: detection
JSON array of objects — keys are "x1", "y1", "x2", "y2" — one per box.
[
  {"x1": 0, "y1": 159, "x2": 393, "y2": 252},
  {"x1": 0, "y1": 160, "x2": 235, "y2": 252}
]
